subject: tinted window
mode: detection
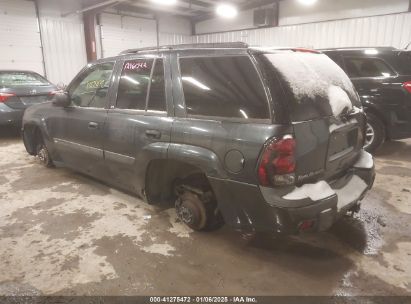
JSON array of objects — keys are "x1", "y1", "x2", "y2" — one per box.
[
  {"x1": 69, "y1": 62, "x2": 114, "y2": 108},
  {"x1": 180, "y1": 56, "x2": 269, "y2": 119},
  {"x1": 0, "y1": 72, "x2": 50, "y2": 86},
  {"x1": 396, "y1": 52, "x2": 411, "y2": 75},
  {"x1": 148, "y1": 59, "x2": 166, "y2": 112},
  {"x1": 116, "y1": 59, "x2": 153, "y2": 110},
  {"x1": 344, "y1": 57, "x2": 396, "y2": 78},
  {"x1": 261, "y1": 52, "x2": 361, "y2": 122}
]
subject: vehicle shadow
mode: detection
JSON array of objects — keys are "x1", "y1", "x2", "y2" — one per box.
[{"x1": 0, "y1": 126, "x2": 20, "y2": 139}]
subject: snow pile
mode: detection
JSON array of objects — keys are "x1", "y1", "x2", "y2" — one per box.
[
  {"x1": 354, "y1": 150, "x2": 374, "y2": 169},
  {"x1": 335, "y1": 175, "x2": 368, "y2": 210},
  {"x1": 328, "y1": 85, "x2": 353, "y2": 117},
  {"x1": 282, "y1": 180, "x2": 335, "y2": 201}
]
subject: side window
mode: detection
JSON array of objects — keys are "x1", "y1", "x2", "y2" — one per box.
[
  {"x1": 179, "y1": 56, "x2": 269, "y2": 119},
  {"x1": 147, "y1": 59, "x2": 167, "y2": 112},
  {"x1": 116, "y1": 59, "x2": 153, "y2": 110},
  {"x1": 344, "y1": 57, "x2": 396, "y2": 78},
  {"x1": 69, "y1": 62, "x2": 114, "y2": 108}
]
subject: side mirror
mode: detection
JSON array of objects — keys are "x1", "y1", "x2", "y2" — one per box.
[{"x1": 52, "y1": 92, "x2": 71, "y2": 107}]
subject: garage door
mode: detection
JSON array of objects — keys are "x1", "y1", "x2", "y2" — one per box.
[
  {"x1": 0, "y1": 0, "x2": 44, "y2": 74},
  {"x1": 99, "y1": 13, "x2": 158, "y2": 58}
]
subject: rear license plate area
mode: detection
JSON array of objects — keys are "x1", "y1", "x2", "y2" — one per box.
[{"x1": 328, "y1": 128, "x2": 359, "y2": 164}]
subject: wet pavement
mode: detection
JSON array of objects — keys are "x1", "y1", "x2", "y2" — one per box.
[{"x1": 0, "y1": 126, "x2": 410, "y2": 296}]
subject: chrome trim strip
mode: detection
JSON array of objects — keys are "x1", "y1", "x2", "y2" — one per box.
[
  {"x1": 54, "y1": 138, "x2": 103, "y2": 158},
  {"x1": 105, "y1": 150, "x2": 135, "y2": 165}
]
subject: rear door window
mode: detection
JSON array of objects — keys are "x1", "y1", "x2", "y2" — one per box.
[
  {"x1": 343, "y1": 57, "x2": 396, "y2": 78},
  {"x1": 179, "y1": 56, "x2": 269, "y2": 120},
  {"x1": 116, "y1": 59, "x2": 154, "y2": 110}
]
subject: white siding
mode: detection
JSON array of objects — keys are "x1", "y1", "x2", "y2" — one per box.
[
  {"x1": 194, "y1": 12, "x2": 411, "y2": 50},
  {"x1": 99, "y1": 13, "x2": 157, "y2": 57},
  {"x1": 39, "y1": 17, "x2": 87, "y2": 85},
  {"x1": 195, "y1": 0, "x2": 409, "y2": 35},
  {"x1": 158, "y1": 14, "x2": 192, "y2": 46},
  {"x1": 37, "y1": 0, "x2": 87, "y2": 85},
  {"x1": 0, "y1": 0, "x2": 44, "y2": 74}
]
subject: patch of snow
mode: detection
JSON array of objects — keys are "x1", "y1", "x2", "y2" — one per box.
[
  {"x1": 328, "y1": 85, "x2": 353, "y2": 117},
  {"x1": 335, "y1": 175, "x2": 368, "y2": 210},
  {"x1": 141, "y1": 243, "x2": 176, "y2": 257},
  {"x1": 282, "y1": 181, "x2": 335, "y2": 201},
  {"x1": 354, "y1": 150, "x2": 374, "y2": 169}
]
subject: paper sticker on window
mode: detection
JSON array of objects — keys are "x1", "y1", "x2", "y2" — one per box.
[
  {"x1": 86, "y1": 79, "x2": 106, "y2": 89},
  {"x1": 124, "y1": 61, "x2": 150, "y2": 71}
]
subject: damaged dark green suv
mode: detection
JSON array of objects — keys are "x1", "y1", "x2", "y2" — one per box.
[{"x1": 22, "y1": 43, "x2": 375, "y2": 234}]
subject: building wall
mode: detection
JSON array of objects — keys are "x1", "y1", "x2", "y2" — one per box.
[
  {"x1": 0, "y1": 0, "x2": 44, "y2": 74},
  {"x1": 195, "y1": 0, "x2": 410, "y2": 34},
  {"x1": 194, "y1": 12, "x2": 411, "y2": 50},
  {"x1": 37, "y1": 0, "x2": 87, "y2": 85}
]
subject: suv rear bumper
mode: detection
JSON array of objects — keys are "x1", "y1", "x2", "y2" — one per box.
[{"x1": 209, "y1": 162, "x2": 375, "y2": 235}]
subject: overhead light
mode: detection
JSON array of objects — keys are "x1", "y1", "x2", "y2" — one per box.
[
  {"x1": 182, "y1": 77, "x2": 211, "y2": 91},
  {"x1": 297, "y1": 0, "x2": 318, "y2": 6},
  {"x1": 216, "y1": 3, "x2": 238, "y2": 18},
  {"x1": 364, "y1": 49, "x2": 379, "y2": 55},
  {"x1": 150, "y1": 0, "x2": 177, "y2": 6}
]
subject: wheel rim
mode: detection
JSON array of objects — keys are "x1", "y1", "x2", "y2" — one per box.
[
  {"x1": 177, "y1": 204, "x2": 194, "y2": 225},
  {"x1": 364, "y1": 123, "x2": 375, "y2": 148},
  {"x1": 37, "y1": 146, "x2": 49, "y2": 165}
]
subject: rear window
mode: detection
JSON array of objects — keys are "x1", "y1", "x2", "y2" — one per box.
[
  {"x1": 261, "y1": 52, "x2": 360, "y2": 122},
  {"x1": 180, "y1": 56, "x2": 269, "y2": 120},
  {"x1": 343, "y1": 57, "x2": 396, "y2": 78},
  {"x1": 0, "y1": 72, "x2": 50, "y2": 87}
]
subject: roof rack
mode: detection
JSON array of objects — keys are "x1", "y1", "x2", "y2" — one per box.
[
  {"x1": 319, "y1": 46, "x2": 398, "y2": 51},
  {"x1": 120, "y1": 42, "x2": 249, "y2": 55}
]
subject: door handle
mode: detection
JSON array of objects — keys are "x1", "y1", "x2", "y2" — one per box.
[
  {"x1": 145, "y1": 130, "x2": 161, "y2": 139},
  {"x1": 88, "y1": 122, "x2": 99, "y2": 129}
]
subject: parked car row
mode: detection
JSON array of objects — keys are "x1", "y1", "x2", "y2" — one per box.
[
  {"x1": 322, "y1": 47, "x2": 411, "y2": 153},
  {"x1": 0, "y1": 71, "x2": 57, "y2": 126}
]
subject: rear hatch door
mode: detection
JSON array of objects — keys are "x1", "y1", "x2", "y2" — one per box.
[{"x1": 261, "y1": 51, "x2": 365, "y2": 185}]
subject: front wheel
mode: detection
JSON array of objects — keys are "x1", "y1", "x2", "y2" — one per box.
[
  {"x1": 36, "y1": 142, "x2": 54, "y2": 168},
  {"x1": 364, "y1": 113, "x2": 385, "y2": 154}
]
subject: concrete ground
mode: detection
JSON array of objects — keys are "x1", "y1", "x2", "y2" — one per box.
[{"x1": 0, "y1": 127, "x2": 410, "y2": 297}]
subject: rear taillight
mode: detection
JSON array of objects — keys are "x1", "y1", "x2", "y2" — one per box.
[
  {"x1": 403, "y1": 81, "x2": 411, "y2": 94},
  {"x1": 258, "y1": 135, "x2": 296, "y2": 187},
  {"x1": 0, "y1": 93, "x2": 16, "y2": 103}
]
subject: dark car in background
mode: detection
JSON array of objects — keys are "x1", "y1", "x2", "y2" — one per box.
[
  {"x1": 22, "y1": 44, "x2": 375, "y2": 234},
  {"x1": 322, "y1": 47, "x2": 411, "y2": 153},
  {"x1": 0, "y1": 70, "x2": 57, "y2": 127}
]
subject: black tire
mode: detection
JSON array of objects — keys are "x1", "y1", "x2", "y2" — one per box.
[
  {"x1": 364, "y1": 113, "x2": 385, "y2": 154},
  {"x1": 36, "y1": 141, "x2": 54, "y2": 168},
  {"x1": 175, "y1": 187, "x2": 224, "y2": 232}
]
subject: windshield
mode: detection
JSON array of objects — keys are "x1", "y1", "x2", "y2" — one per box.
[
  {"x1": 260, "y1": 52, "x2": 361, "y2": 122},
  {"x1": 0, "y1": 72, "x2": 51, "y2": 87}
]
